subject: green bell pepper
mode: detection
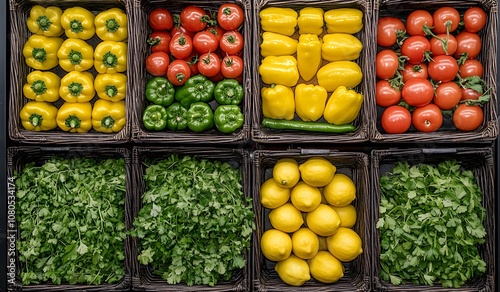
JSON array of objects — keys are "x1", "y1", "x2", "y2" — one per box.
[
  {"x1": 143, "y1": 104, "x2": 167, "y2": 131},
  {"x1": 214, "y1": 79, "x2": 244, "y2": 105},
  {"x1": 187, "y1": 102, "x2": 214, "y2": 132},
  {"x1": 174, "y1": 75, "x2": 215, "y2": 108},
  {"x1": 214, "y1": 105, "x2": 244, "y2": 133},
  {"x1": 146, "y1": 77, "x2": 175, "y2": 107},
  {"x1": 165, "y1": 102, "x2": 188, "y2": 131}
]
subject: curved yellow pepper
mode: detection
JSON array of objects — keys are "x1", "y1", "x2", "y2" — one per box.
[
  {"x1": 92, "y1": 99, "x2": 126, "y2": 133},
  {"x1": 317, "y1": 61, "x2": 363, "y2": 92},
  {"x1": 259, "y1": 56, "x2": 299, "y2": 87},
  {"x1": 324, "y1": 8, "x2": 363, "y2": 34},
  {"x1": 323, "y1": 86, "x2": 363, "y2": 125},
  {"x1": 94, "y1": 41, "x2": 127, "y2": 74},
  {"x1": 95, "y1": 8, "x2": 128, "y2": 42},
  {"x1": 57, "y1": 38, "x2": 94, "y2": 72},
  {"x1": 295, "y1": 84, "x2": 327, "y2": 122},
  {"x1": 95, "y1": 73, "x2": 127, "y2": 101},
  {"x1": 56, "y1": 101, "x2": 92, "y2": 133},
  {"x1": 27, "y1": 5, "x2": 64, "y2": 37},
  {"x1": 260, "y1": 7, "x2": 297, "y2": 36},
  {"x1": 60, "y1": 71, "x2": 95, "y2": 103},
  {"x1": 23, "y1": 71, "x2": 60, "y2": 102},
  {"x1": 260, "y1": 32, "x2": 298, "y2": 57},
  {"x1": 61, "y1": 7, "x2": 95, "y2": 40},
  {"x1": 262, "y1": 84, "x2": 295, "y2": 120},
  {"x1": 322, "y1": 33, "x2": 363, "y2": 62},
  {"x1": 297, "y1": 34, "x2": 322, "y2": 82},
  {"x1": 23, "y1": 35, "x2": 63, "y2": 70},
  {"x1": 298, "y1": 7, "x2": 324, "y2": 36},
  {"x1": 20, "y1": 101, "x2": 58, "y2": 131}
]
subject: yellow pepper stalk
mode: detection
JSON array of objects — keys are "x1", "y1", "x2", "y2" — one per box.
[
  {"x1": 61, "y1": 7, "x2": 95, "y2": 40},
  {"x1": 297, "y1": 34, "x2": 322, "y2": 82},
  {"x1": 323, "y1": 86, "x2": 363, "y2": 125},
  {"x1": 56, "y1": 101, "x2": 92, "y2": 133},
  {"x1": 57, "y1": 38, "x2": 94, "y2": 72},
  {"x1": 260, "y1": 32, "x2": 298, "y2": 57},
  {"x1": 94, "y1": 41, "x2": 127, "y2": 74},
  {"x1": 317, "y1": 61, "x2": 363, "y2": 92},
  {"x1": 60, "y1": 71, "x2": 95, "y2": 102},
  {"x1": 95, "y1": 8, "x2": 128, "y2": 42},
  {"x1": 95, "y1": 73, "x2": 127, "y2": 101},
  {"x1": 91, "y1": 99, "x2": 126, "y2": 133},
  {"x1": 23, "y1": 71, "x2": 60, "y2": 102},
  {"x1": 260, "y1": 7, "x2": 298, "y2": 36},
  {"x1": 298, "y1": 7, "x2": 324, "y2": 35},
  {"x1": 324, "y1": 8, "x2": 363, "y2": 34},
  {"x1": 295, "y1": 84, "x2": 327, "y2": 122},
  {"x1": 23, "y1": 35, "x2": 63, "y2": 70},
  {"x1": 259, "y1": 56, "x2": 299, "y2": 87},
  {"x1": 261, "y1": 84, "x2": 295, "y2": 120},
  {"x1": 27, "y1": 5, "x2": 64, "y2": 37},
  {"x1": 20, "y1": 101, "x2": 58, "y2": 131}
]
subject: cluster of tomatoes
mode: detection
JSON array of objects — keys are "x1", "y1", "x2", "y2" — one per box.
[
  {"x1": 145, "y1": 4, "x2": 245, "y2": 85},
  {"x1": 376, "y1": 6, "x2": 489, "y2": 134}
]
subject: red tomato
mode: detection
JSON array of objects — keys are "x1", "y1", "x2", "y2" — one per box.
[
  {"x1": 169, "y1": 33, "x2": 193, "y2": 60},
  {"x1": 145, "y1": 52, "x2": 170, "y2": 76},
  {"x1": 401, "y1": 36, "x2": 431, "y2": 64},
  {"x1": 427, "y1": 55, "x2": 459, "y2": 82},
  {"x1": 184, "y1": 52, "x2": 200, "y2": 76},
  {"x1": 147, "y1": 31, "x2": 171, "y2": 54},
  {"x1": 463, "y1": 7, "x2": 487, "y2": 33},
  {"x1": 209, "y1": 70, "x2": 225, "y2": 83},
  {"x1": 148, "y1": 8, "x2": 174, "y2": 30},
  {"x1": 381, "y1": 105, "x2": 412, "y2": 134},
  {"x1": 406, "y1": 10, "x2": 433, "y2": 36},
  {"x1": 171, "y1": 26, "x2": 195, "y2": 39},
  {"x1": 402, "y1": 63, "x2": 428, "y2": 82},
  {"x1": 454, "y1": 32, "x2": 482, "y2": 59},
  {"x1": 453, "y1": 103, "x2": 484, "y2": 131},
  {"x1": 459, "y1": 59, "x2": 483, "y2": 78},
  {"x1": 376, "y1": 49, "x2": 399, "y2": 80},
  {"x1": 376, "y1": 80, "x2": 401, "y2": 107},
  {"x1": 220, "y1": 31, "x2": 244, "y2": 55},
  {"x1": 180, "y1": 5, "x2": 209, "y2": 32},
  {"x1": 429, "y1": 34, "x2": 457, "y2": 56},
  {"x1": 432, "y1": 7, "x2": 460, "y2": 34},
  {"x1": 193, "y1": 31, "x2": 219, "y2": 54},
  {"x1": 377, "y1": 17, "x2": 406, "y2": 47},
  {"x1": 217, "y1": 3, "x2": 245, "y2": 31},
  {"x1": 461, "y1": 88, "x2": 482, "y2": 101},
  {"x1": 412, "y1": 103, "x2": 443, "y2": 132},
  {"x1": 198, "y1": 52, "x2": 221, "y2": 77},
  {"x1": 167, "y1": 60, "x2": 191, "y2": 86},
  {"x1": 221, "y1": 55, "x2": 244, "y2": 79},
  {"x1": 401, "y1": 77, "x2": 434, "y2": 107},
  {"x1": 205, "y1": 25, "x2": 226, "y2": 42},
  {"x1": 433, "y1": 82, "x2": 462, "y2": 110}
]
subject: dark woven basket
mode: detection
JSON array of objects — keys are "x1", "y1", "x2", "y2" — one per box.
[
  {"x1": 251, "y1": 149, "x2": 371, "y2": 291},
  {"x1": 8, "y1": 0, "x2": 133, "y2": 144},
  {"x1": 130, "y1": 146, "x2": 252, "y2": 291},
  {"x1": 129, "y1": 0, "x2": 251, "y2": 145},
  {"x1": 370, "y1": 148, "x2": 495, "y2": 291},
  {"x1": 6, "y1": 146, "x2": 133, "y2": 291},
  {"x1": 369, "y1": 0, "x2": 499, "y2": 143},
  {"x1": 251, "y1": 0, "x2": 373, "y2": 144}
]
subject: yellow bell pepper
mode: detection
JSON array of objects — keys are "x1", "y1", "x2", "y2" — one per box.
[
  {"x1": 95, "y1": 8, "x2": 128, "y2": 42},
  {"x1": 261, "y1": 84, "x2": 295, "y2": 120},
  {"x1": 297, "y1": 34, "x2": 322, "y2": 82},
  {"x1": 27, "y1": 5, "x2": 64, "y2": 37},
  {"x1": 322, "y1": 33, "x2": 363, "y2": 62},
  {"x1": 94, "y1": 41, "x2": 127, "y2": 74},
  {"x1": 317, "y1": 61, "x2": 363, "y2": 92},
  {"x1": 260, "y1": 7, "x2": 298, "y2": 36},
  {"x1": 95, "y1": 73, "x2": 127, "y2": 101},
  {"x1": 60, "y1": 71, "x2": 95, "y2": 103},
  {"x1": 23, "y1": 71, "x2": 60, "y2": 102},
  {"x1": 324, "y1": 8, "x2": 363, "y2": 34},
  {"x1": 91, "y1": 99, "x2": 126, "y2": 133},
  {"x1": 56, "y1": 101, "x2": 92, "y2": 133},
  {"x1": 260, "y1": 32, "x2": 298, "y2": 57},
  {"x1": 298, "y1": 7, "x2": 324, "y2": 36},
  {"x1": 61, "y1": 7, "x2": 95, "y2": 40},
  {"x1": 323, "y1": 86, "x2": 363, "y2": 125},
  {"x1": 20, "y1": 101, "x2": 58, "y2": 131},
  {"x1": 259, "y1": 56, "x2": 299, "y2": 87},
  {"x1": 295, "y1": 84, "x2": 327, "y2": 122},
  {"x1": 23, "y1": 35, "x2": 63, "y2": 70},
  {"x1": 57, "y1": 38, "x2": 94, "y2": 72}
]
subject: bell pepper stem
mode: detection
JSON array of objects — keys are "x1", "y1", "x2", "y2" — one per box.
[
  {"x1": 65, "y1": 115, "x2": 81, "y2": 129},
  {"x1": 32, "y1": 48, "x2": 47, "y2": 62},
  {"x1": 29, "y1": 113, "x2": 43, "y2": 127},
  {"x1": 106, "y1": 18, "x2": 120, "y2": 32},
  {"x1": 68, "y1": 50, "x2": 83, "y2": 65},
  {"x1": 36, "y1": 16, "x2": 52, "y2": 31},
  {"x1": 105, "y1": 85, "x2": 118, "y2": 98},
  {"x1": 31, "y1": 80, "x2": 47, "y2": 95},
  {"x1": 103, "y1": 52, "x2": 118, "y2": 68},
  {"x1": 68, "y1": 82, "x2": 83, "y2": 96},
  {"x1": 224, "y1": 87, "x2": 235, "y2": 98},
  {"x1": 70, "y1": 19, "x2": 84, "y2": 33},
  {"x1": 101, "y1": 116, "x2": 115, "y2": 128}
]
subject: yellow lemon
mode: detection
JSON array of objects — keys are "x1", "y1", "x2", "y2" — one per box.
[
  {"x1": 290, "y1": 181, "x2": 322, "y2": 212},
  {"x1": 330, "y1": 204, "x2": 357, "y2": 228},
  {"x1": 275, "y1": 254, "x2": 311, "y2": 286},
  {"x1": 261, "y1": 229, "x2": 292, "y2": 262},
  {"x1": 291, "y1": 228, "x2": 319, "y2": 259},
  {"x1": 298, "y1": 157, "x2": 336, "y2": 187},
  {"x1": 326, "y1": 227, "x2": 363, "y2": 262},
  {"x1": 269, "y1": 203, "x2": 304, "y2": 233},
  {"x1": 306, "y1": 204, "x2": 341, "y2": 236},
  {"x1": 273, "y1": 158, "x2": 300, "y2": 188},
  {"x1": 318, "y1": 236, "x2": 328, "y2": 251},
  {"x1": 323, "y1": 173, "x2": 356, "y2": 207},
  {"x1": 260, "y1": 178, "x2": 291, "y2": 209},
  {"x1": 308, "y1": 251, "x2": 345, "y2": 283}
]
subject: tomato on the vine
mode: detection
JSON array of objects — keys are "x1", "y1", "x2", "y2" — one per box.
[
  {"x1": 433, "y1": 82, "x2": 462, "y2": 110},
  {"x1": 412, "y1": 103, "x2": 443, "y2": 132},
  {"x1": 463, "y1": 7, "x2": 487, "y2": 33},
  {"x1": 454, "y1": 31, "x2": 482, "y2": 59},
  {"x1": 205, "y1": 25, "x2": 226, "y2": 42},
  {"x1": 376, "y1": 80, "x2": 401, "y2": 107},
  {"x1": 401, "y1": 77, "x2": 434, "y2": 107},
  {"x1": 432, "y1": 7, "x2": 460, "y2": 34},
  {"x1": 170, "y1": 33, "x2": 194, "y2": 60},
  {"x1": 167, "y1": 60, "x2": 191, "y2": 86},
  {"x1": 453, "y1": 103, "x2": 484, "y2": 131},
  {"x1": 147, "y1": 31, "x2": 171, "y2": 54},
  {"x1": 377, "y1": 17, "x2": 406, "y2": 47},
  {"x1": 459, "y1": 59, "x2": 483, "y2": 78},
  {"x1": 180, "y1": 5, "x2": 209, "y2": 32},
  {"x1": 401, "y1": 35, "x2": 431, "y2": 64},
  {"x1": 221, "y1": 55, "x2": 244, "y2": 79},
  {"x1": 145, "y1": 52, "x2": 170, "y2": 76},
  {"x1": 217, "y1": 3, "x2": 245, "y2": 31},
  {"x1": 429, "y1": 34, "x2": 457, "y2": 56},
  {"x1": 406, "y1": 10, "x2": 433, "y2": 36},
  {"x1": 198, "y1": 52, "x2": 221, "y2": 77},
  {"x1": 220, "y1": 30, "x2": 244, "y2": 55},
  {"x1": 376, "y1": 49, "x2": 399, "y2": 80},
  {"x1": 402, "y1": 63, "x2": 428, "y2": 82},
  {"x1": 193, "y1": 31, "x2": 219, "y2": 53},
  {"x1": 381, "y1": 105, "x2": 412, "y2": 134},
  {"x1": 427, "y1": 55, "x2": 459, "y2": 82},
  {"x1": 148, "y1": 8, "x2": 174, "y2": 30},
  {"x1": 184, "y1": 52, "x2": 200, "y2": 76}
]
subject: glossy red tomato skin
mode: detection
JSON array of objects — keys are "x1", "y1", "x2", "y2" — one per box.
[
  {"x1": 454, "y1": 32, "x2": 482, "y2": 59},
  {"x1": 406, "y1": 10, "x2": 433, "y2": 36},
  {"x1": 463, "y1": 7, "x2": 487, "y2": 33},
  {"x1": 146, "y1": 52, "x2": 170, "y2": 76},
  {"x1": 148, "y1": 31, "x2": 171, "y2": 54},
  {"x1": 432, "y1": 7, "x2": 460, "y2": 34},
  {"x1": 376, "y1": 80, "x2": 401, "y2": 107},
  {"x1": 461, "y1": 88, "x2": 482, "y2": 101},
  {"x1": 376, "y1": 49, "x2": 399, "y2": 79},
  {"x1": 401, "y1": 36, "x2": 431, "y2": 64},
  {"x1": 429, "y1": 34, "x2": 457, "y2": 56},
  {"x1": 381, "y1": 105, "x2": 412, "y2": 134},
  {"x1": 198, "y1": 52, "x2": 221, "y2": 77},
  {"x1": 180, "y1": 6, "x2": 209, "y2": 32},
  {"x1": 221, "y1": 55, "x2": 244, "y2": 79},
  {"x1": 217, "y1": 4, "x2": 245, "y2": 31},
  {"x1": 184, "y1": 52, "x2": 200, "y2": 76},
  {"x1": 377, "y1": 17, "x2": 406, "y2": 47},
  {"x1": 402, "y1": 63, "x2": 428, "y2": 82},
  {"x1": 453, "y1": 104, "x2": 484, "y2": 131},
  {"x1": 220, "y1": 31, "x2": 244, "y2": 55},
  {"x1": 205, "y1": 25, "x2": 226, "y2": 42},
  {"x1": 433, "y1": 82, "x2": 462, "y2": 110},
  {"x1": 167, "y1": 60, "x2": 191, "y2": 86},
  {"x1": 459, "y1": 59, "x2": 484, "y2": 78},
  {"x1": 401, "y1": 77, "x2": 434, "y2": 107},
  {"x1": 149, "y1": 8, "x2": 174, "y2": 31},
  {"x1": 169, "y1": 33, "x2": 194, "y2": 60},
  {"x1": 171, "y1": 26, "x2": 195, "y2": 39},
  {"x1": 427, "y1": 55, "x2": 459, "y2": 82},
  {"x1": 412, "y1": 103, "x2": 443, "y2": 132},
  {"x1": 193, "y1": 31, "x2": 219, "y2": 54}
]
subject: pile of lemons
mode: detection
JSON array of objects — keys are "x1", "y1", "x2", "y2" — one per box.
[{"x1": 260, "y1": 157, "x2": 363, "y2": 286}]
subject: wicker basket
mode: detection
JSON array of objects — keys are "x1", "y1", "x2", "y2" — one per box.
[
  {"x1": 370, "y1": 148, "x2": 495, "y2": 291},
  {"x1": 129, "y1": 0, "x2": 251, "y2": 145},
  {"x1": 251, "y1": 0, "x2": 373, "y2": 144},
  {"x1": 369, "y1": 0, "x2": 499, "y2": 143},
  {"x1": 252, "y1": 149, "x2": 371, "y2": 291},
  {"x1": 130, "y1": 146, "x2": 252, "y2": 291},
  {"x1": 9, "y1": 0, "x2": 133, "y2": 144},
  {"x1": 6, "y1": 146, "x2": 133, "y2": 291}
]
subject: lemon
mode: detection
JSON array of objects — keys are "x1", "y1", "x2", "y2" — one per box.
[
  {"x1": 269, "y1": 203, "x2": 304, "y2": 233},
  {"x1": 298, "y1": 157, "x2": 336, "y2": 187},
  {"x1": 318, "y1": 236, "x2": 328, "y2": 251},
  {"x1": 330, "y1": 204, "x2": 357, "y2": 228},
  {"x1": 261, "y1": 229, "x2": 292, "y2": 261},
  {"x1": 275, "y1": 254, "x2": 311, "y2": 286},
  {"x1": 306, "y1": 204, "x2": 341, "y2": 236},
  {"x1": 260, "y1": 178, "x2": 291, "y2": 209},
  {"x1": 323, "y1": 173, "x2": 356, "y2": 207},
  {"x1": 273, "y1": 158, "x2": 300, "y2": 189},
  {"x1": 291, "y1": 228, "x2": 319, "y2": 259},
  {"x1": 326, "y1": 227, "x2": 363, "y2": 262},
  {"x1": 290, "y1": 181, "x2": 322, "y2": 212},
  {"x1": 308, "y1": 251, "x2": 345, "y2": 283}
]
